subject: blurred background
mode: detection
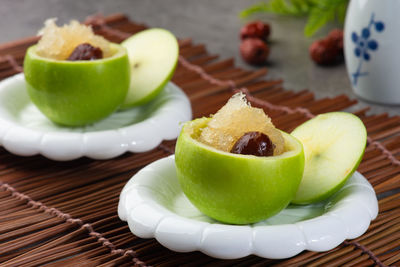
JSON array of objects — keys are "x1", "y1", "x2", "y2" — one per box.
[{"x1": 2, "y1": 0, "x2": 399, "y2": 115}]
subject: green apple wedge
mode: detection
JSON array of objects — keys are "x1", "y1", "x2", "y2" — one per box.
[
  {"x1": 291, "y1": 112, "x2": 367, "y2": 204},
  {"x1": 175, "y1": 118, "x2": 305, "y2": 224},
  {"x1": 24, "y1": 43, "x2": 130, "y2": 126},
  {"x1": 120, "y1": 28, "x2": 179, "y2": 108}
]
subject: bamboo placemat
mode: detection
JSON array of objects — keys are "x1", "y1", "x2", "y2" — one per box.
[{"x1": 0, "y1": 13, "x2": 399, "y2": 267}]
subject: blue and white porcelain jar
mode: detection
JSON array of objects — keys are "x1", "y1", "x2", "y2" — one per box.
[{"x1": 344, "y1": 0, "x2": 400, "y2": 104}]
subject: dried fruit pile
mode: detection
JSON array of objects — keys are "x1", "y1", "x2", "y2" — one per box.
[{"x1": 239, "y1": 21, "x2": 271, "y2": 65}]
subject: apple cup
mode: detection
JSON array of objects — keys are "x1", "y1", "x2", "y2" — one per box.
[
  {"x1": 24, "y1": 43, "x2": 130, "y2": 126},
  {"x1": 175, "y1": 118, "x2": 305, "y2": 225}
]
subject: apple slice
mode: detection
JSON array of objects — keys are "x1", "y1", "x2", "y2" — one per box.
[
  {"x1": 291, "y1": 112, "x2": 367, "y2": 204},
  {"x1": 120, "y1": 28, "x2": 179, "y2": 108}
]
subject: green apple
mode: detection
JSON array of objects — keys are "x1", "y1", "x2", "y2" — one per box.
[
  {"x1": 24, "y1": 43, "x2": 130, "y2": 126},
  {"x1": 120, "y1": 28, "x2": 179, "y2": 108},
  {"x1": 175, "y1": 118, "x2": 305, "y2": 224},
  {"x1": 291, "y1": 112, "x2": 367, "y2": 204}
]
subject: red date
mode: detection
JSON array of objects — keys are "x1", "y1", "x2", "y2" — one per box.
[
  {"x1": 67, "y1": 43, "x2": 103, "y2": 61},
  {"x1": 240, "y1": 21, "x2": 270, "y2": 41},
  {"x1": 240, "y1": 38, "x2": 269, "y2": 65},
  {"x1": 231, "y1": 131, "x2": 274, "y2": 157}
]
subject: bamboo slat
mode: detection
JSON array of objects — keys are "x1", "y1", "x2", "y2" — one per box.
[{"x1": 0, "y1": 13, "x2": 399, "y2": 267}]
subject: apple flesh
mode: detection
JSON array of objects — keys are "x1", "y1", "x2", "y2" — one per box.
[
  {"x1": 120, "y1": 28, "x2": 179, "y2": 108},
  {"x1": 24, "y1": 43, "x2": 130, "y2": 126},
  {"x1": 175, "y1": 118, "x2": 305, "y2": 224},
  {"x1": 291, "y1": 112, "x2": 367, "y2": 204}
]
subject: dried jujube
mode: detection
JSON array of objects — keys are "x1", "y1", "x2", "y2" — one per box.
[
  {"x1": 240, "y1": 38, "x2": 269, "y2": 65},
  {"x1": 67, "y1": 43, "x2": 103, "y2": 61},
  {"x1": 231, "y1": 131, "x2": 274, "y2": 157},
  {"x1": 309, "y1": 29, "x2": 343, "y2": 65}
]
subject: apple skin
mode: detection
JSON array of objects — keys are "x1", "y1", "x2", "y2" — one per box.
[
  {"x1": 175, "y1": 118, "x2": 305, "y2": 224},
  {"x1": 120, "y1": 28, "x2": 179, "y2": 109},
  {"x1": 291, "y1": 112, "x2": 367, "y2": 204},
  {"x1": 24, "y1": 43, "x2": 130, "y2": 126},
  {"x1": 121, "y1": 60, "x2": 176, "y2": 108},
  {"x1": 291, "y1": 153, "x2": 364, "y2": 205}
]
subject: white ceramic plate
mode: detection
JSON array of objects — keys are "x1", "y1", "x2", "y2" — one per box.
[
  {"x1": 118, "y1": 155, "x2": 378, "y2": 260},
  {"x1": 0, "y1": 74, "x2": 191, "y2": 161}
]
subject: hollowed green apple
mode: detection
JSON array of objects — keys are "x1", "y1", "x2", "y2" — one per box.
[
  {"x1": 175, "y1": 118, "x2": 305, "y2": 224},
  {"x1": 291, "y1": 112, "x2": 367, "y2": 204},
  {"x1": 120, "y1": 28, "x2": 179, "y2": 108},
  {"x1": 24, "y1": 43, "x2": 130, "y2": 126}
]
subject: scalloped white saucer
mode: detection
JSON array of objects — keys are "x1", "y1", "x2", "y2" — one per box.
[
  {"x1": 118, "y1": 155, "x2": 378, "y2": 260},
  {"x1": 0, "y1": 74, "x2": 191, "y2": 161}
]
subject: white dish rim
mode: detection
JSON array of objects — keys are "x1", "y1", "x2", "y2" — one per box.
[
  {"x1": 118, "y1": 155, "x2": 378, "y2": 260},
  {"x1": 0, "y1": 73, "x2": 192, "y2": 161}
]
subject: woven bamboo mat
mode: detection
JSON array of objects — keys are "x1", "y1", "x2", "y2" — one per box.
[{"x1": 0, "y1": 13, "x2": 399, "y2": 267}]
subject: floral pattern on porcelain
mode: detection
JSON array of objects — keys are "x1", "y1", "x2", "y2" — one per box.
[{"x1": 351, "y1": 13, "x2": 384, "y2": 86}]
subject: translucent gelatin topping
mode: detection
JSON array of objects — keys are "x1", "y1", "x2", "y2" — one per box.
[
  {"x1": 198, "y1": 92, "x2": 285, "y2": 155},
  {"x1": 35, "y1": 18, "x2": 111, "y2": 60}
]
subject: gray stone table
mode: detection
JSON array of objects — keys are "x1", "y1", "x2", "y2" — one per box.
[{"x1": 2, "y1": 0, "x2": 400, "y2": 115}]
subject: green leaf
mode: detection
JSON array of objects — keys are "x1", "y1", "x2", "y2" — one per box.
[
  {"x1": 240, "y1": 0, "x2": 314, "y2": 18},
  {"x1": 240, "y1": 0, "x2": 349, "y2": 37},
  {"x1": 304, "y1": 0, "x2": 349, "y2": 35},
  {"x1": 239, "y1": 3, "x2": 270, "y2": 18},
  {"x1": 336, "y1": 2, "x2": 348, "y2": 23},
  {"x1": 290, "y1": 0, "x2": 314, "y2": 13},
  {"x1": 304, "y1": 7, "x2": 335, "y2": 36}
]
